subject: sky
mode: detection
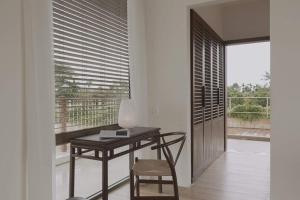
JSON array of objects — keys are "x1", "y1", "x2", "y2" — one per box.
[{"x1": 226, "y1": 41, "x2": 270, "y2": 86}]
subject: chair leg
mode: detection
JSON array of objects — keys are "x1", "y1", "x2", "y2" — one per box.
[
  {"x1": 172, "y1": 173, "x2": 179, "y2": 200},
  {"x1": 136, "y1": 175, "x2": 140, "y2": 196},
  {"x1": 130, "y1": 170, "x2": 135, "y2": 200},
  {"x1": 134, "y1": 157, "x2": 140, "y2": 197},
  {"x1": 158, "y1": 176, "x2": 163, "y2": 193}
]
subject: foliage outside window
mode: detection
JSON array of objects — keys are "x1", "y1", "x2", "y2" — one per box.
[{"x1": 228, "y1": 72, "x2": 270, "y2": 121}]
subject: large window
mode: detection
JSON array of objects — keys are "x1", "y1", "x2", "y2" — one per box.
[
  {"x1": 53, "y1": 2, "x2": 130, "y2": 199},
  {"x1": 53, "y1": 0, "x2": 130, "y2": 136}
]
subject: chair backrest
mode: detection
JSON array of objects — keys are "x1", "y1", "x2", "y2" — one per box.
[{"x1": 151, "y1": 132, "x2": 186, "y2": 167}]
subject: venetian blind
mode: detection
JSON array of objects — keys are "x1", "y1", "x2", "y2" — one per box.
[{"x1": 53, "y1": 0, "x2": 129, "y2": 133}]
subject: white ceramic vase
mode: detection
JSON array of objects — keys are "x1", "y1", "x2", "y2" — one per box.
[{"x1": 118, "y1": 99, "x2": 137, "y2": 129}]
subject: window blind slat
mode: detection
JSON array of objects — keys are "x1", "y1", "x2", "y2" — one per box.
[
  {"x1": 55, "y1": 77, "x2": 129, "y2": 86},
  {"x1": 55, "y1": 68, "x2": 129, "y2": 80},
  {"x1": 56, "y1": 63, "x2": 129, "y2": 74}
]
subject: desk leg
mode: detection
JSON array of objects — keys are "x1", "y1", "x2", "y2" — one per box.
[
  {"x1": 69, "y1": 146, "x2": 75, "y2": 198},
  {"x1": 129, "y1": 144, "x2": 134, "y2": 170},
  {"x1": 102, "y1": 150, "x2": 109, "y2": 200},
  {"x1": 157, "y1": 140, "x2": 163, "y2": 193}
]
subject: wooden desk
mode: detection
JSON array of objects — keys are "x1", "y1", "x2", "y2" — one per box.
[{"x1": 69, "y1": 127, "x2": 161, "y2": 200}]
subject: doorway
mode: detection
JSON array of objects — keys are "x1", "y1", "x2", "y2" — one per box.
[{"x1": 226, "y1": 41, "x2": 271, "y2": 141}]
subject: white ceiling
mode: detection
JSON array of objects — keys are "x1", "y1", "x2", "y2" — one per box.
[{"x1": 194, "y1": 0, "x2": 270, "y2": 41}]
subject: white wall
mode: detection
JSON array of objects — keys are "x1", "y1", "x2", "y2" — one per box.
[
  {"x1": 0, "y1": 0, "x2": 55, "y2": 200},
  {"x1": 23, "y1": 0, "x2": 55, "y2": 199},
  {"x1": 270, "y1": 0, "x2": 300, "y2": 199},
  {"x1": 145, "y1": 0, "x2": 190, "y2": 186},
  {"x1": 0, "y1": 0, "x2": 25, "y2": 199},
  {"x1": 128, "y1": 0, "x2": 149, "y2": 126}
]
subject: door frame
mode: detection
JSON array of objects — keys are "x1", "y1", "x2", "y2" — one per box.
[{"x1": 225, "y1": 36, "x2": 270, "y2": 45}]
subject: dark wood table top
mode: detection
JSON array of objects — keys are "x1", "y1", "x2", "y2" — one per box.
[{"x1": 71, "y1": 127, "x2": 160, "y2": 150}]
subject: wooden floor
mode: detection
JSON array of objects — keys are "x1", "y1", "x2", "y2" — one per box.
[{"x1": 107, "y1": 139, "x2": 270, "y2": 200}]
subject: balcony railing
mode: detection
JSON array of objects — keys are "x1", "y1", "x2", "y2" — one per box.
[
  {"x1": 227, "y1": 96, "x2": 270, "y2": 139},
  {"x1": 227, "y1": 96, "x2": 270, "y2": 119},
  {"x1": 55, "y1": 97, "x2": 121, "y2": 134}
]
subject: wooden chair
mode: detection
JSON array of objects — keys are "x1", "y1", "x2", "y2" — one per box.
[{"x1": 130, "y1": 132, "x2": 186, "y2": 200}]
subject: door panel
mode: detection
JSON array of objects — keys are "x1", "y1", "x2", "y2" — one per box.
[
  {"x1": 191, "y1": 10, "x2": 205, "y2": 181},
  {"x1": 192, "y1": 123, "x2": 204, "y2": 180},
  {"x1": 218, "y1": 116, "x2": 225, "y2": 156},
  {"x1": 204, "y1": 120, "x2": 212, "y2": 165}
]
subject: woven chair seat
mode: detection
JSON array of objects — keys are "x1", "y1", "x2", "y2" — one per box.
[
  {"x1": 130, "y1": 132, "x2": 186, "y2": 200},
  {"x1": 132, "y1": 159, "x2": 171, "y2": 176}
]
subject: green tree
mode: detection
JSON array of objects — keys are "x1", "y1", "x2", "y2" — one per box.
[
  {"x1": 227, "y1": 83, "x2": 244, "y2": 108},
  {"x1": 262, "y1": 71, "x2": 270, "y2": 87},
  {"x1": 252, "y1": 84, "x2": 269, "y2": 107},
  {"x1": 229, "y1": 104, "x2": 265, "y2": 121},
  {"x1": 227, "y1": 72, "x2": 270, "y2": 121},
  {"x1": 55, "y1": 64, "x2": 79, "y2": 98}
]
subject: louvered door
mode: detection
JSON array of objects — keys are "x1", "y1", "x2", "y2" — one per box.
[
  {"x1": 191, "y1": 12, "x2": 205, "y2": 180},
  {"x1": 191, "y1": 10, "x2": 225, "y2": 182}
]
